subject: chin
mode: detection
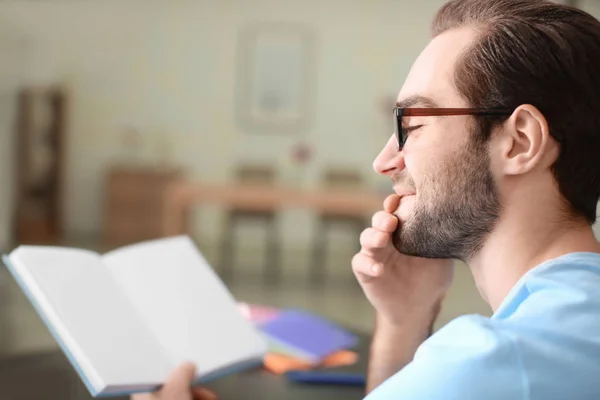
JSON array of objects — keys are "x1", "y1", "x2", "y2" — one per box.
[
  {"x1": 393, "y1": 203, "x2": 415, "y2": 227},
  {"x1": 394, "y1": 214, "x2": 409, "y2": 225},
  {"x1": 391, "y1": 215, "x2": 451, "y2": 259},
  {"x1": 394, "y1": 208, "x2": 414, "y2": 224},
  {"x1": 391, "y1": 221, "x2": 415, "y2": 255}
]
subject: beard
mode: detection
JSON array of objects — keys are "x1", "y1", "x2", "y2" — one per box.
[{"x1": 391, "y1": 127, "x2": 501, "y2": 261}]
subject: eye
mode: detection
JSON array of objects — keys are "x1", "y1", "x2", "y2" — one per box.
[{"x1": 404, "y1": 124, "x2": 424, "y2": 138}]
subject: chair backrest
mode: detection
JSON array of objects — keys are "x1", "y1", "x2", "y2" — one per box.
[
  {"x1": 321, "y1": 168, "x2": 364, "y2": 189},
  {"x1": 234, "y1": 164, "x2": 275, "y2": 186}
]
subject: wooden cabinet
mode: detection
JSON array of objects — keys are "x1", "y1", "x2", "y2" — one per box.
[
  {"x1": 13, "y1": 87, "x2": 67, "y2": 246},
  {"x1": 103, "y1": 166, "x2": 183, "y2": 247}
]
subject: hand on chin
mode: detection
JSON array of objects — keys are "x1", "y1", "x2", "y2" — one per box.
[{"x1": 395, "y1": 194, "x2": 416, "y2": 222}]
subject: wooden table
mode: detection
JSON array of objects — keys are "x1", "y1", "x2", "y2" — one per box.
[{"x1": 160, "y1": 181, "x2": 387, "y2": 237}]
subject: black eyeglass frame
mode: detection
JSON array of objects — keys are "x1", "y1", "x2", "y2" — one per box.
[{"x1": 393, "y1": 107, "x2": 513, "y2": 150}]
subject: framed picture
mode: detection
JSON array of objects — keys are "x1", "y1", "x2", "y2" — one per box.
[{"x1": 235, "y1": 22, "x2": 317, "y2": 133}]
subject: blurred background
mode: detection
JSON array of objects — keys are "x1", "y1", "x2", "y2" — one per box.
[{"x1": 0, "y1": 0, "x2": 597, "y2": 362}]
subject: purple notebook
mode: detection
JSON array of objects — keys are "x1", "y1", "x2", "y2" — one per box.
[{"x1": 258, "y1": 309, "x2": 358, "y2": 363}]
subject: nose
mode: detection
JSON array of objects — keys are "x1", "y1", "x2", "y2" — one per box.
[{"x1": 373, "y1": 134, "x2": 406, "y2": 177}]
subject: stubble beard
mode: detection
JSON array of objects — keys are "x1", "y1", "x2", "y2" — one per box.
[{"x1": 392, "y1": 132, "x2": 501, "y2": 262}]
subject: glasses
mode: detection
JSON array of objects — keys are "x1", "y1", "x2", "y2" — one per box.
[{"x1": 393, "y1": 107, "x2": 513, "y2": 150}]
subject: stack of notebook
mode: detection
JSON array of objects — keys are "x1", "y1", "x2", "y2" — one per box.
[{"x1": 238, "y1": 303, "x2": 359, "y2": 374}]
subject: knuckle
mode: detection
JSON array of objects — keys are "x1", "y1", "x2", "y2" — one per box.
[
  {"x1": 373, "y1": 231, "x2": 389, "y2": 248},
  {"x1": 372, "y1": 211, "x2": 396, "y2": 232},
  {"x1": 371, "y1": 211, "x2": 386, "y2": 227},
  {"x1": 359, "y1": 227, "x2": 374, "y2": 246},
  {"x1": 360, "y1": 227, "x2": 390, "y2": 249},
  {"x1": 351, "y1": 254, "x2": 363, "y2": 274},
  {"x1": 351, "y1": 253, "x2": 367, "y2": 269}
]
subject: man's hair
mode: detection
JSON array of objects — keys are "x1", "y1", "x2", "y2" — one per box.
[{"x1": 432, "y1": 0, "x2": 600, "y2": 224}]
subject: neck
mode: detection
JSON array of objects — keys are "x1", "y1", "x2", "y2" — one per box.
[{"x1": 467, "y1": 205, "x2": 600, "y2": 312}]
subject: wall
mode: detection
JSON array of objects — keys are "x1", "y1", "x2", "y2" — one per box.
[
  {"x1": 0, "y1": 27, "x2": 30, "y2": 250},
  {"x1": 0, "y1": 0, "x2": 449, "y2": 254},
  {"x1": 0, "y1": 0, "x2": 598, "y2": 247}
]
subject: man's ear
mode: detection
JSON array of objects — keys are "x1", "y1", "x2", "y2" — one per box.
[{"x1": 499, "y1": 104, "x2": 556, "y2": 176}]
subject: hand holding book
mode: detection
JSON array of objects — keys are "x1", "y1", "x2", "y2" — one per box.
[
  {"x1": 2, "y1": 236, "x2": 268, "y2": 397},
  {"x1": 131, "y1": 363, "x2": 217, "y2": 400}
]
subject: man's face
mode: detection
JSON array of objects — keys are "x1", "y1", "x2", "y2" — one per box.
[{"x1": 373, "y1": 27, "x2": 501, "y2": 261}]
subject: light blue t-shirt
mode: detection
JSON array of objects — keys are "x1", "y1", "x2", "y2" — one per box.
[{"x1": 366, "y1": 252, "x2": 600, "y2": 400}]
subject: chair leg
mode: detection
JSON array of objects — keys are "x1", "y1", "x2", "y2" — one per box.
[
  {"x1": 219, "y1": 213, "x2": 236, "y2": 282},
  {"x1": 310, "y1": 217, "x2": 327, "y2": 285},
  {"x1": 265, "y1": 215, "x2": 280, "y2": 284}
]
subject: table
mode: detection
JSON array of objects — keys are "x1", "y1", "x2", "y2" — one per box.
[
  {"x1": 0, "y1": 334, "x2": 370, "y2": 400},
  {"x1": 160, "y1": 181, "x2": 386, "y2": 236}
]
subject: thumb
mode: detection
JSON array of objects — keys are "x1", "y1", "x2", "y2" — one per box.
[{"x1": 166, "y1": 362, "x2": 197, "y2": 388}]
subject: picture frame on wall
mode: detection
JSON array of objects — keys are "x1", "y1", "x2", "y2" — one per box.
[{"x1": 235, "y1": 22, "x2": 317, "y2": 134}]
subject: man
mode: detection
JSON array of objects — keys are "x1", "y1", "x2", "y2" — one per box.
[{"x1": 133, "y1": 0, "x2": 600, "y2": 398}]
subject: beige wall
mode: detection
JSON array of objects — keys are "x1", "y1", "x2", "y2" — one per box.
[
  {"x1": 0, "y1": 0, "x2": 450, "y2": 250},
  {"x1": 0, "y1": 0, "x2": 599, "y2": 249}
]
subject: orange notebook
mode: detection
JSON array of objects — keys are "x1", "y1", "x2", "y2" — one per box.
[{"x1": 263, "y1": 350, "x2": 358, "y2": 375}]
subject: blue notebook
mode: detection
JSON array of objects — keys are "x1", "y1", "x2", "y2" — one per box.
[{"x1": 258, "y1": 309, "x2": 358, "y2": 363}]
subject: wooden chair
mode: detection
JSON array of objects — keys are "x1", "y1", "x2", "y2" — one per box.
[
  {"x1": 219, "y1": 165, "x2": 280, "y2": 283},
  {"x1": 310, "y1": 168, "x2": 369, "y2": 284}
]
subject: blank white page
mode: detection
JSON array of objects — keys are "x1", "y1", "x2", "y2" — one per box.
[
  {"x1": 102, "y1": 236, "x2": 268, "y2": 375},
  {"x1": 9, "y1": 246, "x2": 172, "y2": 392}
]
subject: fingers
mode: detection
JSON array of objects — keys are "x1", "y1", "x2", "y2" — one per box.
[
  {"x1": 130, "y1": 393, "x2": 152, "y2": 400},
  {"x1": 352, "y1": 252, "x2": 383, "y2": 280},
  {"x1": 371, "y1": 211, "x2": 398, "y2": 233},
  {"x1": 383, "y1": 194, "x2": 400, "y2": 214},
  {"x1": 360, "y1": 227, "x2": 390, "y2": 251},
  {"x1": 192, "y1": 387, "x2": 218, "y2": 400},
  {"x1": 352, "y1": 195, "x2": 400, "y2": 283},
  {"x1": 359, "y1": 207, "x2": 398, "y2": 257}
]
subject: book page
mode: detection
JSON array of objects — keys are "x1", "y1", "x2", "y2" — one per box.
[
  {"x1": 8, "y1": 246, "x2": 172, "y2": 392},
  {"x1": 102, "y1": 236, "x2": 268, "y2": 376}
]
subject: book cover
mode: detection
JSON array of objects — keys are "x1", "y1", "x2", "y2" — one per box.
[{"x1": 258, "y1": 309, "x2": 358, "y2": 363}]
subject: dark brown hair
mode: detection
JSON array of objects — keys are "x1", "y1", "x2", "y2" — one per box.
[{"x1": 433, "y1": 0, "x2": 600, "y2": 224}]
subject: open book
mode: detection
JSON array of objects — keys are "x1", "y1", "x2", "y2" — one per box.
[{"x1": 2, "y1": 235, "x2": 268, "y2": 397}]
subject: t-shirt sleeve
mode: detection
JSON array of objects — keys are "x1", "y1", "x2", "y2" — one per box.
[{"x1": 365, "y1": 315, "x2": 527, "y2": 400}]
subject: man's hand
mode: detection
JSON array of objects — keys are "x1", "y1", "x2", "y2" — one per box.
[
  {"x1": 131, "y1": 363, "x2": 217, "y2": 400},
  {"x1": 352, "y1": 194, "x2": 454, "y2": 392},
  {"x1": 352, "y1": 194, "x2": 454, "y2": 327}
]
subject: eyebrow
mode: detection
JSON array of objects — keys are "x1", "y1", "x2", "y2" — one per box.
[{"x1": 395, "y1": 95, "x2": 439, "y2": 109}]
